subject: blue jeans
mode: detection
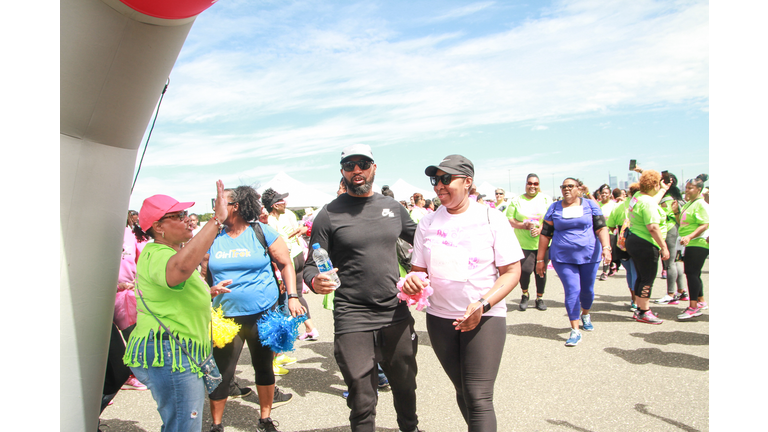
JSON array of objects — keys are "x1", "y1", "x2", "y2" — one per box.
[{"x1": 130, "y1": 339, "x2": 206, "y2": 432}]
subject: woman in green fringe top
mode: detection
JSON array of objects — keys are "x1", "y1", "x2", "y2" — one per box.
[
  {"x1": 124, "y1": 180, "x2": 232, "y2": 432},
  {"x1": 674, "y1": 174, "x2": 710, "y2": 320}
]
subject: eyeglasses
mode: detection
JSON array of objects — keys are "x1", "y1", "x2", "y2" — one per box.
[
  {"x1": 495, "y1": 192, "x2": 504, "y2": 195},
  {"x1": 211, "y1": 199, "x2": 237, "y2": 209},
  {"x1": 560, "y1": 184, "x2": 576, "y2": 190},
  {"x1": 527, "y1": 182, "x2": 539, "y2": 186},
  {"x1": 341, "y1": 160, "x2": 373, "y2": 172},
  {"x1": 160, "y1": 211, "x2": 188, "y2": 222},
  {"x1": 430, "y1": 174, "x2": 467, "y2": 186}
]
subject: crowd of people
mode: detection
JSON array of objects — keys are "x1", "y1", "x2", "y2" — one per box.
[{"x1": 106, "y1": 144, "x2": 708, "y2": 432}]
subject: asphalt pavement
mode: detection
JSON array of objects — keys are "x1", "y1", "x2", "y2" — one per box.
[{"x1": 100, "y1": 260, "x2": 709, "y2": 432}]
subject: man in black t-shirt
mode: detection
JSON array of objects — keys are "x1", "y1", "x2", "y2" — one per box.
[{"x1": 304, "y1": 144, "x2": 420, "y2": 432}]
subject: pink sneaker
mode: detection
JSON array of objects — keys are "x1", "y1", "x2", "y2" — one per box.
[
  {"x1": 298, "y1": 329, "x2": 319, "y2": 341},
  {"x1": 635, "y1": 310, "x2": 663, "y2": 324},
  {"x1": 697, "y1": 301, "x2": 708, "y2": 310},
  {"x1": 121, "y1": 376, "x2": 147, "y2": 390},
  {"x1": 677, "y1": 307, "x2": 702, "y2": 320}
]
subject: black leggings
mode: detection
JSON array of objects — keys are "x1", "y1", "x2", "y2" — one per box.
[
  {"x1": 519, "y1": 249, "x2": 548, "y2": 295},
  {"x1": 683, "y1": 246, "x2": 708, "y2": 299},
  {"x1": 625, "y1": 233, "x2": 659, "y2": 299},
  {"x1": 209, "y1": 310, "x2": 276, "y2": 401},
  {"x1": 427, "y1": 314, "x2": 506, "y2": 432}
]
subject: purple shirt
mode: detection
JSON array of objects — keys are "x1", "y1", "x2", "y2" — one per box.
[{"x1": 544, "y1": 198, "x2": 603, "y2": 264}]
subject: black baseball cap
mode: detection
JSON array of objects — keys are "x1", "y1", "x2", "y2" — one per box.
[{"x1": 424, "y1": 154, "x2": 474, "y2": 177}]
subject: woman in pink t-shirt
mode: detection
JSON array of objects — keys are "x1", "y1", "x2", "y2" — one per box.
[{"x1": 404, "y1": 155, "x2": 523, "y2": 432}]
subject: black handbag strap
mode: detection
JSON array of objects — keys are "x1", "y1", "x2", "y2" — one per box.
[{"x1": 136, "y1": 283, "x2": 211, "y2": 369}]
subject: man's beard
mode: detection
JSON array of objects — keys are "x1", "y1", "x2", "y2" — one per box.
[{"x1": 344, "y1": 171, "x2": 375, "y2": 196}]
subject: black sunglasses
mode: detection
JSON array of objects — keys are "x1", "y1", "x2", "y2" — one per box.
[
  {"x1": 211, "y1": 199, "x2": 237, "y2": 209},
  {"x1": 560, "y1": 184, "x2": 576, "y2": 190},
  {"x1": 430, "y1": 174, "x2": 467, "y2": 186},
  {"x1": 160, "y1": 210, "x2": 189, "y2": 222},
  {"x1": 341, "y1": 160, "x2": 373, "y2": 172}
]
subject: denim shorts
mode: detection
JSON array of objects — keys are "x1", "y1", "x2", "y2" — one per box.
[{"x1": 130, "y1": 339, "x2": 206, "y2": 432}]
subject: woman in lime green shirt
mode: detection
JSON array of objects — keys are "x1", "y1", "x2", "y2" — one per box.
[
  {"x1": 124, "y1": 181, "x2": 232, "y2": 432},
  {"x1": 625, "y1": 170, "x2": 670, "y2": 324},
  {"x1": 674, "y1": 174, "x2": 710, "y2": 320}
]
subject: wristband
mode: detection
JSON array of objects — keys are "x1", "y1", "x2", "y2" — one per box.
[
  {"x1": 536, "y1": 259, "x2": 544, "y2": 263},
  {"x1": 287, "y1": 294, "x2": 299, "y2": 299},
  {"x1": 479, "y1": 297, "x2": 491, "y2": 314}
]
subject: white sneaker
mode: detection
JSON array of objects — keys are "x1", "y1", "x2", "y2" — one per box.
[{"x1": 654, "y1": 294, "x2": 675, "y2": 304}]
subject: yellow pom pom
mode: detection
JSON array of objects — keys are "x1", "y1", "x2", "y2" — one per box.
[{"x1": 211, "y1": 306, "x2": 241, "y2": 348}]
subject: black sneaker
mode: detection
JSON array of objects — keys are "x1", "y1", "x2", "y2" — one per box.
[
  {"x1": 257, "y1": 417, "x2": 280, "y2": 432},
  {"x1": 535, "y1": 298, "x2": 547, "y2": 311},
  {"x1": 209, "y1": 423, "x2": 224, "y2": 432},
  {"x1": 229, "y1": 381, "x2": 253, "y2": 398},
  {"x1": 519, "y1": 294, "x2": 529, "y2": 311},
  {"x1": 272, "y1": 387, "x2": 293, "y2": 408},
  {"x1": 254, "y1": 386, "x2": 293, "y2": 407}
]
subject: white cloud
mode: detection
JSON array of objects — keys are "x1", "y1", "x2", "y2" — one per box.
[
  {"x1": 145, "y1": 0, "x2": 707, "y2": 170},
  {"x1": 429, "y1": 2, "x2": 497, "y2": 22}
]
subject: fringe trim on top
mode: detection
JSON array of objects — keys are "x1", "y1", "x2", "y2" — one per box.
[{"x1": 123, "y1": 329, "x2": 211, "y2": 378}]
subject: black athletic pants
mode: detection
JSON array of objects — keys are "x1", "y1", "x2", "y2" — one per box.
[
  {"x1": 209, "y1": 310, "x2": 276, "y2": 401},
  {"x1": 626, "y1": 233, "x2": 660, "y2": 299},
  {"x1": 683, "y1": 246, "x2": 708, "y2": 300},
  {"x1": 334, "y1": 316, "x2": 419, "y2": 432},
  {"x1": 426, "y1": 314, "x2": 506, "y2": 432},
  {"x1": 519, "y1": 249, "x2": 548, "y2": 295}
]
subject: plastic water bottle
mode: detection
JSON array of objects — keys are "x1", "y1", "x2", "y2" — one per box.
[{"x1": 312, "y1": 243, "x2": 341, "y2": 289}]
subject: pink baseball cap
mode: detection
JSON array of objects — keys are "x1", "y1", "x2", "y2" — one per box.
[{"x1": 139, "y1": 194, "x2": 195, "y2": 232}]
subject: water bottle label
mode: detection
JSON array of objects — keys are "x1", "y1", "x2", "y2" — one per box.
[{"x1": 318, "y1": 262, "x2": 333, "y2": 272}]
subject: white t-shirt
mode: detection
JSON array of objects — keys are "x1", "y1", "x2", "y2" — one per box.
[
  {"x1": 268, "y1": 209, "x2": 303, "y2": 259},
  {"x1": 412, "y1": 201, "x2": 524, "y2": 320}
]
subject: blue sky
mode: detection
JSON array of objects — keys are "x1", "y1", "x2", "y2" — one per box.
[{"x1": 127, "y1": 0, "x2": 709, "y2": 214}]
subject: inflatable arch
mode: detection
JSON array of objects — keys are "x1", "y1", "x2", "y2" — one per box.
[{"x1": 61, "y1": 1, "x2": 217, "y2": 430}]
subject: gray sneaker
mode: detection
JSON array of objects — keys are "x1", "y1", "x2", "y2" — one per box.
[
  {"x1": 519, "y1": 294, "x2": 529, "y2": 311},
  {"x1": 229, "y1": 381, "x2": 253, "y2": 398},
  {"x1": 254, "y1": 386, "x2": 293, "y2": 408}
]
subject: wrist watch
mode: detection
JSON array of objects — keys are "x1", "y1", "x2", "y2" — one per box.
[
  {"x1": 478, "y1": 297, "x2": 491, "y2": 313},
  {"x1": 287, "y1": 294, "x2": 299, "y2": 299}
]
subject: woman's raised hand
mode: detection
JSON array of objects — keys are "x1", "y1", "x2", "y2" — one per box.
[{"x1": 213, "y1": 180, "x2": 229, "y2": 222}]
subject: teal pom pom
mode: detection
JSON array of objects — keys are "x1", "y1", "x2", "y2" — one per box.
[{"x1": 258, "y1": 306, "x2": 308, "y2": 353}]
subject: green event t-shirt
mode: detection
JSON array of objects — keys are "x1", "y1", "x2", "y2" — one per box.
[
  {"x1": 678, "y1": 198, "x2": 709, "y2": 249},
  {"x1": 627, "y1": 192, "x2": 667, "y2": 248},
  {"x1": 606, "y1": 199, "x2": 629, "y2": 229},
  {"x1": 123, "y1": 242, "x2": 212, "y2": 375},
  {"x1": 505, "y1": 193, "x2": 552, "y2": 250},
  {"x1": 659, "y1": 199, "x2": 681, "y2": 233}
]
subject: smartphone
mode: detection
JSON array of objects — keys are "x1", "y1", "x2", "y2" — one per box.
[
  {"x1": 661, "y1": 170, "x2": 670, "y2": 183},
  {"x1": 629, "y1": 159, "x2": 636, "y2": 170}
]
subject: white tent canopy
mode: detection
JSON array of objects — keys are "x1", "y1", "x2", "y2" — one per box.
[
  {"x1": 257, "y1": 171, "x2": 335, "y2": 210},
  {"x1": 385, "y1": 178, "x2": 433, "y2": 202},
  {"x1": 475, "y1": 181, "x2": 499, "y2": 200}
]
